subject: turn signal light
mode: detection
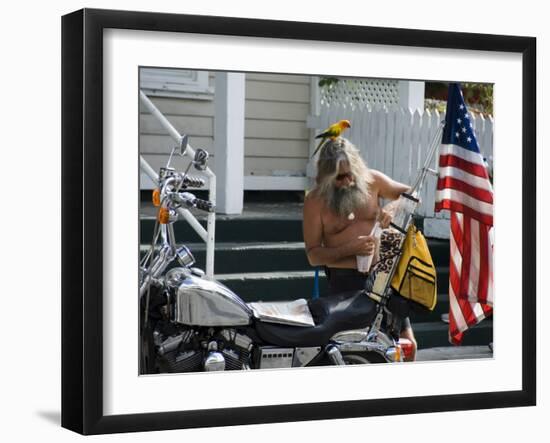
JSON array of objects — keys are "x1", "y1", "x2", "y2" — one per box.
[
  {"x1": 152, "y1": 188, "x2": 161, "y2": 207},
  {"x1": 157, "y1": 207, "x2": 170, "y2": 224},
  {"x1": 395, "y1": 346, "x2": 402, "y2": 362}
]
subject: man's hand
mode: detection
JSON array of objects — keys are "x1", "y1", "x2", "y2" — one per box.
[
  {"x1": 349, "y1": 235, "x2": 376, "y2": 256},
  {"x1": 378, "y1": 208, "x2": 392, "y2": 229}
]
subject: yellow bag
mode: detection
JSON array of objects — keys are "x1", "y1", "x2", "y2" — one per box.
[{"x1": 390, "y1": 224, "x2": 437, "y2": 311}]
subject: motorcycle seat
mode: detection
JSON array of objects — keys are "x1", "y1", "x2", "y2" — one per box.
[{"x1": 254, "y1": 290, "x2": 378, "y2": 347}]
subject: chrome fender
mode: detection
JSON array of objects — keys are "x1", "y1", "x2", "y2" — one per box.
[{"x1": 331, "y1": 329, "x2": 401, "y2": 362}]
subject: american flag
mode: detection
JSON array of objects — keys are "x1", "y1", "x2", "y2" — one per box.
[{"x1": 435, "y1": 83, "x2": 494, "y2": 345}]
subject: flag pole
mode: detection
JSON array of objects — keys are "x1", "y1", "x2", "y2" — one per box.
[
  {"x1": 364, "y1": 120, "x2": 446, "y2": 333},
  {"x1": 410, "y1": 121, "x2": 445, "y2": 196}
]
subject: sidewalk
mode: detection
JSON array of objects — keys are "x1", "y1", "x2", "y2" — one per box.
[
  {"x1": 140, "y1": 199, "x2": 304, "y2": 220},
  {"x1": 416, "y1": 345, "x2": 493, "y2": 361}
]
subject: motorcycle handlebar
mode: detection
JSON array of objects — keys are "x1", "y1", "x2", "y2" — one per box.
[
  {"x1": 173, "y1": 192, "x2": 214, "y2": 212},
  {"x1": 194, "y1": 197, "x2": 214, "y2": 212},
  {"x1": 181, "y1": 175, "x2": 205, "y2": 188}
]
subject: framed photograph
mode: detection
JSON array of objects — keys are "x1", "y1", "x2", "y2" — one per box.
[{"x1": 62, "y1": 8, "x2": 536, "y2": 435}]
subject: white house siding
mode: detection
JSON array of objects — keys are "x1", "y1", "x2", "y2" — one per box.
[
  {"x1": 139, "y1": 73, "x2": 216, "y2": 186},
  {"x1": 139, "y1": 72, "x2": 311, "y2": 189},
  {"x1": 244, "y1": 73, "x2": 310, "y2": 178}
]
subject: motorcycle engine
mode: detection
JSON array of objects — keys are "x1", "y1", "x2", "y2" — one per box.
[
  {"x1": 143, "y1": 280, "x2": 254, "y2": 373},
  {"x1": 155, "y1": 326, "x2": 253, "y2": 373}
]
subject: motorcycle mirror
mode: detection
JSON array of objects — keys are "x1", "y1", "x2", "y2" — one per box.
[
  {"x1": 193, "y1": 149, "x2": 209, "y2": 171},
  {"x1": 179, "y1": 134, "x2": 189, "y2": 157}
]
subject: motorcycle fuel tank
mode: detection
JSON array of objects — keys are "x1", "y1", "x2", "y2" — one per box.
[{"x1": 175, "y1": 274, "x2": 252, "y2": 326}]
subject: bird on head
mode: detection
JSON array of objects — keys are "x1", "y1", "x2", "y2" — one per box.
[{"x1": 311, "y1": 119, "x2": 351, "y2": 158}]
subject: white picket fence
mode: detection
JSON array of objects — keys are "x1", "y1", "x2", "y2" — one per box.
[{"x1": 314, "y1": 105, "x2": 494, "y2": 220}]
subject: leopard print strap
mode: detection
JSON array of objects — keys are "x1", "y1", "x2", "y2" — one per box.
[{"x1": 371, "y1": 229, "x2": 404, "y2": 274}]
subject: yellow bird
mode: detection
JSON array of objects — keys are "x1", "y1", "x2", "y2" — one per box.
[{"x1": 311, "y1": 119, "x2": 351, "y2": 158}]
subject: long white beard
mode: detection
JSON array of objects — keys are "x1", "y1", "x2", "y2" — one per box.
[{"x1": 327, "y1": 183, "x2": 369, "y2": 218}]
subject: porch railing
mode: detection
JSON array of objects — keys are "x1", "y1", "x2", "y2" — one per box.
[{"x1": 139, "y1": 90, "x2": 216, "y2": 278}]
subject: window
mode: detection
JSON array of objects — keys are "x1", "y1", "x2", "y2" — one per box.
[{"x1": 140, "y1": 68, "x2": 213, "y2": 100}]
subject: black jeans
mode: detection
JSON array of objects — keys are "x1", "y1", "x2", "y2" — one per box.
[{"x1": 324, "y1": 267, "x2": 411, "y2": 331}]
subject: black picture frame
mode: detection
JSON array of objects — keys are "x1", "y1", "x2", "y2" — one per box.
[{"x1": 62, "y1": 8, "x2": 536, "y2": 435}]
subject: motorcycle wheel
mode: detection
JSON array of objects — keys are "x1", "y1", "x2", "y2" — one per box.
[{"x1": 342, "y1": 352, "x2": 387, "y2": 364}]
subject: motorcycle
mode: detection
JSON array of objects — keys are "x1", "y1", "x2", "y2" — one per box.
[{"x1": 139, "y1": 143, "x2": 432, "y2": 374}]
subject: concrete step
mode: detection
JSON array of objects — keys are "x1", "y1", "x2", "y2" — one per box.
[
  {"x1": 215, "y1": 267, "x2": 449, "y2": 299},
  {"x1": 141, "y1": 242, "x2": 311, "y2": 274},
  {"x1": 137, "y1": 202, "x2": 491, "y2": 348},
  {"x1": 140, "y1": 241, "x2": 451, "y2": 276},
  {"x1": 141, "y1": 247, "x2": 451, "y2": 316},
  {"x1": 425, "y1": 238, "x2": 450, "y2": 267},
  {"x1": 413, "y1": 319, "x2": 493, "y2": 349},
  {"x1": 216, "y1": 278, "x2": 453, "y2": 325},
  {"x1": 216, "y1": 270, "x2": 492, "y2": 347},
  {"x1": 216, "y1": 270, "x2": 323, "y2": 303},
  {"x1": 215, "y1": 270, "x2": 452, "y2": 321},
  {"x1": 215, "y1": 272, "x2": 446, "y2": 307},
  {"x1": 217, "y1": 273, "x2": 490, "y2": 347},
  {"x1": 407, "y1": 292, "x2": 449, "y2": 324},
  {"x1": 139, "y1": 218, "x2": 450, "y2": 264},
  {"x1": 140, "y1": 218, "x2": 304, "y2": 244}
]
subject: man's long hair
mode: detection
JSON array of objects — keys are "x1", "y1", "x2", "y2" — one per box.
[{"x1": 314, "y1": 138, "x2": 373, "y2": 217}]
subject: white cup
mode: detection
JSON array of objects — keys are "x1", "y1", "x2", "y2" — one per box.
[
  {"x1": 357, "y1": 254, "x2": 373, "y2": 273},
  {"x1": 356, "y1": 222, "x2": 383, "y2": 273}
]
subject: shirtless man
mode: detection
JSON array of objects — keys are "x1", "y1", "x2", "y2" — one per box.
[{"x1": 303, "y1": 137, "x2": 417, "y2": 361}]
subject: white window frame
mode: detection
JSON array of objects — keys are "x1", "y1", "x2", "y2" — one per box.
[{"x1": 139, "y1": 68, "x2": 213, "y2": 100}]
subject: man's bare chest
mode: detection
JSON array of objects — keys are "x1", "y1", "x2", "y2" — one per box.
[{"x1": 322, "y1": 204, "x2": 379, "y2": 236}]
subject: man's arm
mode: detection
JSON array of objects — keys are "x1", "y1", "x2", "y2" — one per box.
[
  {"x1": 372, "y1": 170, "x2": 410, "y2": 201},
  {"x1": 302, "y1": 193, "x2": 374, "y2": 266},
  {"x1": 371, "y1": 170, "x2": 411, "y2": 227}
]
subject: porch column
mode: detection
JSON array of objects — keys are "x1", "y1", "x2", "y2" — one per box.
[
  {"x1": 214, "y1": 72, "x2": 245, "y2": 214},
  {"x1": 306, "y1": 76, "x2": 321, "y2": 183},
  {"x1": 398, "y1": 80, "x2": 425, "y2": 111}
]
